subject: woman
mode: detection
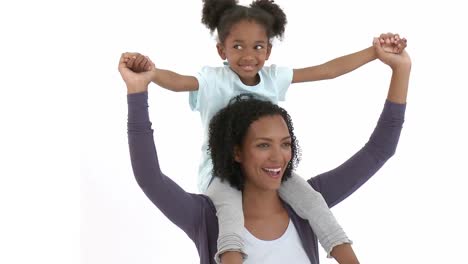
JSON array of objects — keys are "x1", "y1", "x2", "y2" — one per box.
[{"x1": 120, "y1": 37, "x2": 411, "y2": 263}]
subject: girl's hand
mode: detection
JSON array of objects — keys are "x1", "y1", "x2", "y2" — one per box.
[
  {"x1": 379, "y1": 33, "x2": 407, "y2": 54},
  {"x1": 118, "y1": 52, "x2": 155, "y2": 94},
  {"x1": 373, "y1": 37, "x2": 411, "y2": 70},
  {"x1": 124, "y1": 53, "x2": 155, "y2": 73}
]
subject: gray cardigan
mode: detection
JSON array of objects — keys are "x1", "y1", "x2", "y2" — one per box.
[{"x1": 127, "y1": 92, "x2": 406, "y2": 263}]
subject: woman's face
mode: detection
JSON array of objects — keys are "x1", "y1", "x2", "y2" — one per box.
[{"x1": 234, "y1": 114, "x2": 292, "y2": 192}]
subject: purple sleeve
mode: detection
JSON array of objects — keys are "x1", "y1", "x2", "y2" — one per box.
[
  {"x1": 309, "y1": 100, "x2": 406, "y2": 208},
  {"x1": 127, "y1": 92, "x2": 204, "y2": 239}
]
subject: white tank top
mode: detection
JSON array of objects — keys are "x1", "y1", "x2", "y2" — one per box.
[{"x1": 243, "y1": 220, "x2": 310, "y2": 263}]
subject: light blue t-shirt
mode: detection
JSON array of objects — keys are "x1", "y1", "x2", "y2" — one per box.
[{"x1": 189, "y1": 64, "x2": 293, "y2": 192}]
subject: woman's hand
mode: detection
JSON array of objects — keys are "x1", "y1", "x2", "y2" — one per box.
[
  {"x1": 118, "y1": 52, "x2": 155, "y2": 94},
  {"x1": 378, "y1": 32, "x2": 407, "y2": 54},
  {"x1": 124, "y1": 53, "x2": 155, "y2": 73},
  {"x1": 374, "y1": 34, "x2": 411, "y2": 104},
  {"x1": 373, "y1": 34, "x2": 411, "y2": 71}
]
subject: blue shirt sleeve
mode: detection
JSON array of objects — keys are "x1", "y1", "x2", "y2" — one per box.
[
  {"x1": 309, "y1": 100, "x2": 406, "y2": 207},
  {"x1": 127, "y1": 92, "x2": 208, "y2": 240},
  {"x1": 189, "y1": 66, "x2": 212, "y2": 111},
  {"x1": 268, "y1": 64, "x2": 293, "y2": 101}
]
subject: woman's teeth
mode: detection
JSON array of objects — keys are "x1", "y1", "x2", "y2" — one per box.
[{"x1": 263, "y1": 167, "x2": 281, "y2": 176}]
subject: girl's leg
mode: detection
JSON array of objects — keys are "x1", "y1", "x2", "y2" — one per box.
[
  {"x1": 205, "y1": 176, "x2": 245, "y2": 263},
  {"x1": 278, "y1": 172, "x2": 352, "y2": 257}
]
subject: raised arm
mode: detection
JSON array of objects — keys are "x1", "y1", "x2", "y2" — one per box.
[
  {"x1": 292, "y1": 46, "x2": 377, "y2": 83},
  {"x1": 123, "y1": 52, "x2": 199, "y2": 92},
  {"x1": 119, "y1": 53, "x2": 205, "y2": 239},
  {"x1": 309, "y1": 37, "x2": 411, "y2": 207},
  {"x1": 292, "y1": 33, "x2": 407, "y2": 83}
]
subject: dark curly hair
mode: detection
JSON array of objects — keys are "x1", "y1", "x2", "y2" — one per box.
[
  {"x1": 201, "y1": 0, "x2": 287, "y2": 44},
  {"x1": 208, "y1": 94, "x2": 300, "y2": 191}
]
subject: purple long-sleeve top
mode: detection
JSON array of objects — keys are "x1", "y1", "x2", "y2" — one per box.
[{"x1": 127, "y1": 92, "x2": 406, "y2": 264}]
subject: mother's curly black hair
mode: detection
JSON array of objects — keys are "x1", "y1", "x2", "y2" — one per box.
[{"x1": 208, "y1": 94, "x2": 300, "y2": 191}]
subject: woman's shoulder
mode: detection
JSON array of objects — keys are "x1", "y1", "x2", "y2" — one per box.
[
  {"x1": 199, "y1": 193, "x2": 217, "y2": 214},
  {"x1": 187, "y1": 193, "x2": 219, "y2": 247}
]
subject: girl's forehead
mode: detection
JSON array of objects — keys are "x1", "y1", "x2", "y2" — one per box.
[{"x1": 226, "y1": 21, "x2": 268, "y2": 41}]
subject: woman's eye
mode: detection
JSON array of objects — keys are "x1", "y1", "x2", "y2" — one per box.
[
  {"x1": 257, "y1": 143, "x2": 269, "y2": 148},
  {"x1": 282, "y1": 142, "x2": 292, "y2": 148}
]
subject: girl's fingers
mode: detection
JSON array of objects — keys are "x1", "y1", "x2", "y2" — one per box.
[
  {"x1": 141, "y1": 57, "x2": 150, "y2": 71},
  {"x1": 126, "y1": 57, "x2": 136, "y2": 68}
]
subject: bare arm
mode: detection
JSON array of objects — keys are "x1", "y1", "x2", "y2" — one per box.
[
  {"x1": 292, "y1": 33, "x2": 407, "y2": 84},
  {"x1": 308, "y1": 37, "x2": 411, "y2": 206},
  {"x1": 292, "y1": 46, "x2": 376, "y2": 83},
  {"x1": 124, "y1": 52, "x2": 199, "y2": 92},
  {"x1": 331, "y1": 244, "x2": 359, "y2": 264},
  {"x1": 374, "y1": 37, "x2": 411, "y2": 104},
  {"x1": 309, "y1": 41, "x2": 410, "y2": 264},
  {"x1": 150, "y1": 68, "x2": 199, "y2": 92}
]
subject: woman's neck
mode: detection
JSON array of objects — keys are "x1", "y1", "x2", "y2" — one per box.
[
  {"x1": 242, "y1": 186, "x2": 290, "y2": 240},
  {"x1": 242, "y1": 187, "x2": 284, "y2": 219}
]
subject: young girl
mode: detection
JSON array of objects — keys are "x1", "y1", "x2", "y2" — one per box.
[{"x1": 124, "y1": 0, "x2": 406, "y2": 263}]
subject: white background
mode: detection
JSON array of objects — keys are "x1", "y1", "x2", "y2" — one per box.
[{"x1": 1, "y1": 0, "x2": 468, "y2": 263}]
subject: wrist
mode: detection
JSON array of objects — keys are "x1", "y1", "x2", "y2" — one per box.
[
  {"x1": 367, "y1": 46, "x2": 378, "y2": 61},
  {"x1": 391, "y1": 61, "x2": 412, "y2": 72},
  {"x1": 150, "y1": 68, "x2": 161, "y2": 83},
  {"x1": 126, "y1": 84, "x2": 148, "y2": 94}
]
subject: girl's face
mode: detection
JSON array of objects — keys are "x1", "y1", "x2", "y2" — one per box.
[
  {"x1": 234, "y1": 115, "x2": 292, "y2": 193},
  {"x1": 217, "y1": 20, "x2": 271, "y2": 86}
]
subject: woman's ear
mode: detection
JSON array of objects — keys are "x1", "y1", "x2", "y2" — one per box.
[
  {"x1": 216, "y1": 43, "x2": 227, "y2": 60},
  {"x1": 234, "y1": 145, "x2": 242, "y2": 162}
]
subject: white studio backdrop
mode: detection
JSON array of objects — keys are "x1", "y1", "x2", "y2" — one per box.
[
  {"x1": 0, "y1": 1, "x2": 80, "y2": 264},
  {"x1": 78, "y1": 0, "x2": 468, "y2": 264}
]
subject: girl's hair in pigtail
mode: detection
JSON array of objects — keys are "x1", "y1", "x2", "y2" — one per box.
[
  {"x1": 250, "y1": 0, "x2": 287, "y2": 40},
  {"x1": 201, "y1": 0, "x2": 238, "y2": 33},
  {"x1": 201, "y1": 0, "x2": 287, "y2": 43}
]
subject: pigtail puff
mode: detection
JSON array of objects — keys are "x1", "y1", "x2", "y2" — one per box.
[
  {"x1": 201, "y1": 0, "x2": 238, "y2": 32},
  {"x1": 250, "y1": 0, "x2": 287, "y2": 39}
]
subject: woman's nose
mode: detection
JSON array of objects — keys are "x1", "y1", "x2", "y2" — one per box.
[{"x1": 268, "y1": 146, "x2": 282, "y2": 162}]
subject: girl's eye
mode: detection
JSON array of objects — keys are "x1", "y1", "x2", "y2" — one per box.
[
  {"x1": 233, "y1": 45, "x2": 242, "y2": 50},
  {"x1": 254, "y1": 45, "x2": 264, "y2": 50}
]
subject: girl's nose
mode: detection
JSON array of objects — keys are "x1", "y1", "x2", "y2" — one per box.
[
  {"x1": 241, "y1": 49, "x2": 256, "y2": 61},
  {"x1": 240, "y1": 54, "x2": 255, "y2": 63}
]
